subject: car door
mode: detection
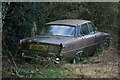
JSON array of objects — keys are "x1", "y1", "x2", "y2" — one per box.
[
  {"x1": 87, "y1": 22, "x2": 101, "y2": 49},
  {"x1": 88, "y1": 22, "x2": 100, "y2": 53},
  {"x1": 80, "y1": 23, "x2": 95, "y2": 57}
]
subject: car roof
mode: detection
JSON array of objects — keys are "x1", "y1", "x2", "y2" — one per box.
[{"x1": 46, "y1": 19, "x2": 91, "y2": 26}]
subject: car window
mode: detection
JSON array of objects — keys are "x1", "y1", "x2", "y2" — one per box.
[
  {"x1": 88, "y1": 23, "x2": 95, "y2": 34},
  {"x1": 40, "y1": 25, "x2": 75, "y2": 37},
  {"x1": 80, "y1": 23, "x2": 89, "y2": 35}
]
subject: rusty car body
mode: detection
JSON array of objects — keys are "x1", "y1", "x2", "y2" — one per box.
[{"x1": 19, "y1": 19, "x2": 111, "y2": 63}]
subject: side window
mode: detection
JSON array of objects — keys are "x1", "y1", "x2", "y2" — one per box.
[
  {"x1": 88, "y1": 23, "x2": 95, "y2": 34},
  {"x1": 80, "y1": 23, "x2": 89, "y2": 35}
]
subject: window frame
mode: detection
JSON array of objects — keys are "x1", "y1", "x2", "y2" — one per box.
[
  {"x1": 87, "y1": 22, "x2": 96, "y2": 34},
  {"x1": 80, "y1": 23, "x2": 90, "y2": 36}
]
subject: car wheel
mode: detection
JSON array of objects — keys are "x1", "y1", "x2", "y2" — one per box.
[
  {"x1": 102, "y1": 40, "x2": 111, "y2": 49},
  {"x1": 73, "y1": 55, "x2": 80, "y2": 64},
  {"x1": 72, "y1": 52, "x2": 83, "y2": 64}
]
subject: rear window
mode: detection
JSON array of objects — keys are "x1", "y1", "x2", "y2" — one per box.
[{"x1": 40, "y1": 25, "x2": 75, "y2": 37}]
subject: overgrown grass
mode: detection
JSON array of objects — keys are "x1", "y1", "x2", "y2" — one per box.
[
  {"x1": 9, "y1": 60, "x2": 75, "y2": 78},
  {"x1": 32, "y1": 68, "x2": 74, "y2": 78},
  {"x1": 4, "y1": 43, "x2": 118, "y2": 78}
]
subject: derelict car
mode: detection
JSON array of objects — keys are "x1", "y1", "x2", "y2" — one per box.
[{"x1": 19, "y1": 19, "x2": 111, "y2": 63}]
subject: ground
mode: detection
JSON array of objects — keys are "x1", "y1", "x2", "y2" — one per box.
[
  {"x1": 2, "y1": 44, "x2": 118, "y2": 78},
  {"x1": 61, "y1": 46, "x2": 118, "y2": 78}
]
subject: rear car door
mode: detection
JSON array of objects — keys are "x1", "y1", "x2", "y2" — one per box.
[
  {"x1": 80, "y1": 23, "x2": 95, "y2": 56},
  {"x1": 87, "y1": 22, "x2": 101, "y2": 48}
]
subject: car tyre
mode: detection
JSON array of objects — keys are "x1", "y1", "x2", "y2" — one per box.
[
  {"x1": 72, "y1": 52, "x2": 84, "y2": 64},
  {"x1": 103, "y1": 39, "x2": 111, "y2": 49},
  {"x1": 73, "y1": 55, "x2": 80, "y2": 64}
]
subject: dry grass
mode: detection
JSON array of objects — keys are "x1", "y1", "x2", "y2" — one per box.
[
  {"x1": 2, "y1": 45, "x2": 118, "y2": 78},
  {"x1": 61, "y1": 46, "x2": 118, "y2": 78}
]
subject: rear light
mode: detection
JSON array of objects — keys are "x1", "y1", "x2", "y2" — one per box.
[{"x1": 57, "y1": 54, "x2": 60, "y2": 57}]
